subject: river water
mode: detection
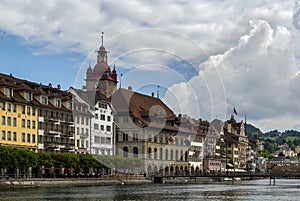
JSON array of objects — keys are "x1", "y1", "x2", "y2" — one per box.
[{"x1": 0, "y1": 179, "x2": 299, "y2": 201}]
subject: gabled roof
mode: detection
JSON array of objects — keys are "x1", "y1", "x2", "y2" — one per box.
[
  {"x1": 112, "y1": 88, "x2": 199, "y2": 133},
  {"x1": 71, "y1": 88, "x2": 110, "y2": 107}
]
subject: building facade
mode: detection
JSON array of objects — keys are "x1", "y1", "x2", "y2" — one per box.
[
  {"x1": 0, "y1": 73, "x2": 38, "y2": 151},
  {"x1": 68, "y1": 87, "x2": 92, "y2": 154},
  {"x1": 113, "y1": 88, "x2": 196, "y2": 175}
]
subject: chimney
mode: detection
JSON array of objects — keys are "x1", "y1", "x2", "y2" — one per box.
[
  {"x1": 128, "y1": 86, "x2": 132, "y2": 91},
  {"x1": 48, "y1": 83, "x2": 52, "y2": 88},
  {"x1": 151, "y1": 92, "x2": 154, "y2": 97},
  {"x1": 57, "y1": 84, "x2": 61, "y2": 90}
]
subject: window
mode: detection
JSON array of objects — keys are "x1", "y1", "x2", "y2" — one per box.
[
  {"x1": 106, "y1": 137, "x2": 111, "y2": 144},
  {"x1": 13, "y1": 118, "x2": 17, "y2": 127},
  {"x1": 76, "y1": 116, "x2": 79, "y2": 124},
  {"x1": 2, "y1": 116, "x2": 5, "y2": 125},
  {"x1": 77, "y1": 139, "x2": 80, "y2": 147},
  {"x1": 7, "y1": 117, "x2": 11, "y2": 126},
  {"x1": 81, "y1": 128, "x2": 84, "y2": 135},
  {"x1": 32, "y1": 108, "x2": 36, "y2": 116},
  {"x1": 32, "y1": 134, "x2": 36, "y2": 143},
  {"x1": 81, "y1": 117, "x2": 84, "y2": 125},
  {"x1": 95, "y1": 136, "x2": 100, "y2": 143},
  {"x1": 123, "y1": 133, "x2": 128, "y2": 141},
  {"x1": 7, "y1": 131, "x2": 11, "y2": 141},
  {"x1": 67, "y1": 102, "x2": 72, "y2": 110},
  {"x1": 106, "y1": 125, "x2": 111, "y2": 132},
  {"x1": 86, "y1": 141, "x2": 89, "y2": 148},
  {"x1": 41, "y1": 96, "x2": 48, "y2": 105},
  {"x1": 95, "y1": 114, "x2": 98, "y2": 119},
  {"x1": 13, "y1": 132, "x2": 17, "y2": 141},
  {"x1": 100, "y1": 125, "x2": 104, "y2": 131},
  {"x1": 22, "y1": 119, "x2": 25, "y2": 128},
  {"x1": 98, "y1": 102, "x2": 107, "y2": 109},
  {"x1": 5, "y1": 88, "x2": 12, "y2": 98},
  {"x1": 13, "y1": 104, "x2": 16, "y2": 112},
  {"x1": 86, "y1": 117, "x2": 89, "y2": 125},
  {"x1": 107, "y1": 116, "x2": 111, "y2": 122},
  {"x1": 85, "y1": 128, "x2": 88, "y2": 135},
  {"x1": 94, "y1": 123, "x2": 99, "y2": 130},
  {"x1": 22, "y1": 105, "x2": 25, "y2": 114},
  {"x1": 133, "y1": 133, "x2": 139, "y2": 141},
  {"x1": 101, "y1": 137, "x2": 105, "y2": 144},
  {"x1": 27, "y1": 133, "x2": 31, "y2": 143},
  {"x1": 32, "y1": 121, "x2": 36, "y2": 129},
  {"x1": 56, "y1": 99, "x2": 61, "y2": 107},
  {"x1": 1, "y1": 101, "x2": 5, "y2": 110},
  {"x1": 27, "y1": 120, "x2": 31, "y2": 128},
  {"x1": 26, "y1": 92, "x2": 31, "y2": 101},
  {"x1": 7, "y1": 103, "x2": 11, "y2": 111},
  {"x1": 100, "y1": 115, "x2": 105, "y2": 121},
  {"x1": 81, "y1": 140, "x2": 84, "y2": 147},
  {"x1": 2, "y1": 130, "x2": 5, "y2": 140},
  {"x1": 27, "y1": 107, "x2": 31, "y2": 115},
  {"x1": 76, "y1": 127, "x2": 79, "y2": 134}
]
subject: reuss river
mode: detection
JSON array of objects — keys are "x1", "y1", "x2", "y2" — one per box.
[{"x1": 0, "y1": 179, "x2": 299, "y2": 201}]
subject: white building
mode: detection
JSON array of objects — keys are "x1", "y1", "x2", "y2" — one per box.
[
  {"x1": 68, "y1": 87, "x2": 92, "y2": 154},
  {"x1": 90, "y1": 94, "x2": 115, "y2": 155}
]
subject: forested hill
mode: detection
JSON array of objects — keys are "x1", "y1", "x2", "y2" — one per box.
[{"x1": 245, "y1": 123, "x2": 263, "y2": 139}]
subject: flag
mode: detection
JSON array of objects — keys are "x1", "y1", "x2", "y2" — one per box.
[
  {"x1": 95, "y1": 83, "x2": 103, "y2": 93},
  {"x1": 168, "y1": 133, "x2": 177, "y2": 142},
  {"x1": 233, "y1": 107, "x2": 237, "y2": 115},
  {"x1": 184, "y1": 136, "x2": 191, "y2": 146}
]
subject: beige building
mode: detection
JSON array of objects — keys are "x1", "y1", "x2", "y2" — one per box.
[{"x1": 112, "y1": 88, "x2": 196, "y2": 175}]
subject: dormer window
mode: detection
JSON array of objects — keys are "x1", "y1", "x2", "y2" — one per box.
[
  {"x1": 67, "y1": 102, "x2": 72, "y2": 110},
  {"x1": 26, "y1": 92, "x2": 31, "y2": 101},
  {"x1": 56, "y1": 99, "x2": 61, "y2": 107},
  {"x1": 5, "y1": 88, "x2": 12, "y2": 98},
  {"x1": 41, "y1": 96, "x2": 48, "y2": 105}
]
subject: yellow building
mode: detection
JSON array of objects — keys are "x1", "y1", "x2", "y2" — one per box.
[{"x1": 0, "y1": 74, "x2": 38, "y2": 151}]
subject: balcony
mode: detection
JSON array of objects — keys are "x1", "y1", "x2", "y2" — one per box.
[
  {"x1": 48, "y1": 130, "x2": 61, "y2": 135},
  {"x1": 61, "y1": 131, "x2": 74, "y2": 137},
  {"x1": 79, "y1": 133, "x2": 89, "y2": 139},
  {"x1": 45, "y1": 116, "x2": 59, "y2": 122},
  {"x1": 61, "y1": 144, "x2": 75, "y2": 150},
  {"x1": 46, "y1": 143, "x2": 59, "y2": 149}
]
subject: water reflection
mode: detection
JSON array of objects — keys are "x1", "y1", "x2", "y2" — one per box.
[{"x1": 0, "y1": 179, "x2": 299, "y2": 201}]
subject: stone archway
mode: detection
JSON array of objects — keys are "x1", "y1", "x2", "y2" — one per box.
[
  {"x1": 165, "y1": 166, "x2": 169, "y2": 176},
  {"x1": 123, "y1": 147, "x2": 128, "y2": 157},
  {"x1": 133, "y1": 147, "x2": 138, "y2": 157}
]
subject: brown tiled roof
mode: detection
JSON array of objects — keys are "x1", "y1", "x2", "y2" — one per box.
[
  {"x1": 112, "y1": 88, "x2": 198, "y2": 133},
  {"x1": 0, "y1": 72, "x2": 72, "y2": 112}
]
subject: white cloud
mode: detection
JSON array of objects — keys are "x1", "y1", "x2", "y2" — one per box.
[
  {"x1": 0, "y1": 0, "x2": 300, "y2": 131},
  {"x1": 164, "y1": 19, "x2": 300, "y2": 132}
]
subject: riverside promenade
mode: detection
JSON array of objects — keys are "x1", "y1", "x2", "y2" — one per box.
[{"x1": 0, "y1": 175, "x2": 153, "y2": 188}]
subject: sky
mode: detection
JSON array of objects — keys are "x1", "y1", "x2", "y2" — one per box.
[{"x1": 0, "y1": 0, "x2": 300, "y2": 132}]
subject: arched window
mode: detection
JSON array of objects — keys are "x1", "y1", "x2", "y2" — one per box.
[
  {"x1": 160, "y1": 148, "x2": 163, "y2": 160},
  {"x1": 154, "y1": 148, "x2": 158, "y2": 159},
  {"x1": 123, "y1": 147, "x2": 128, "y2": 157},
  {"x1": 175, "y1": 150, "x2": 179, "y2": 160},
  {"x1": 133, "y1": 147, "x2": 138, "y2": 157},
  {"x1": 148, "y1": 147, "x2": 152, "y2": 159},
  {"x1": 171, "y1": 149, "x2": 174, "y2": 161}
]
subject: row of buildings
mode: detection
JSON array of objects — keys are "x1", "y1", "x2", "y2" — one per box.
[{"x1": 0, "y1": 37, "x2": 265, "y2": 174}]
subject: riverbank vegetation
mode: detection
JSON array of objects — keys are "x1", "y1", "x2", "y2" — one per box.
[{"x1": 0, "y1": 146, "x2": 143, "y2": 178}]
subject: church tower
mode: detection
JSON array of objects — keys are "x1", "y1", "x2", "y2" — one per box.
[{"x1": 85, "y1": 33, "x2": 118, "y2": 98}]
